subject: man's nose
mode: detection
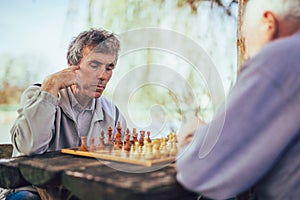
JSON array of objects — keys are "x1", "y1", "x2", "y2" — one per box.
[{"x1": 96, "y1": 66, "x2": 107, "y2": 79}]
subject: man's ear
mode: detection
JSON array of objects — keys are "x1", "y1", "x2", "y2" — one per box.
[{"x1": 262, "y1": 11, "x2": 279, "y2": 40}]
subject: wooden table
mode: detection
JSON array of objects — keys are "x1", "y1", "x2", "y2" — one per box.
[{"x1": 0, "y1": 151, "x2": 199, "y2": 200}]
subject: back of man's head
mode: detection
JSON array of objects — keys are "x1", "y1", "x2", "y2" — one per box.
[
  {"x1": 243, "y1": 0, "x2": 300, "y2": 58},
  {"x1": 245, "y1": 0, "x2": 300, "y2": 23}
]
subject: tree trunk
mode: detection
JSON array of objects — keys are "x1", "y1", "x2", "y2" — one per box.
[{"x1": 237, "y1": 0, "x2": 248, "y2": 72}]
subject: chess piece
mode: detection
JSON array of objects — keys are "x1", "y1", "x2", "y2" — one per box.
[
  {"x1": 145, "y1": 142, "x2": 154, "y2": 160},
  {"x1": 153, "y1": 139, "x2": 161, "y2": 159},
  {"x1": 130, "y1": 143, "x2": 135, "y2": 155},
  {"x1": 114, "y1": 122, "x2": 122, "y2": 144},
  {"x1": 108, "y1": 126, "x2": 113, "y2": 145},
  {"x1": 147, "y1": 131, "x2": 152, "y2": 143},
  {"x1": 124, "y1": 133, "x2": 131, "y2": 151},
  {"x1": 98, "y1": 130, "x2": 105, "y2": 150},
  {"x1": 141, "y1": 140, "x2": 148, "y2": 157},
  {"x1": 139, "y1": 130, "x2": 145, "y2": 146},
  {"x1": 126, "y1": 128, "x2": 130, "y2": 135},
  {"x1": 169, "y1": 133, "x2": 178, "y2": 156},
  {"x1": 134, "y1": 141, "x2": 140, "y2": 159},
  {"x1": 114, "y1": 123, "x2": 123, "y2": 150},
  {"x1": 173, "y1": 132, "x2": 178, "y2": 143},
  {"x1": 90, "y1": 137, "x2": 96, "y2": 152},
  {"x1": 79, "y1": 136, "x2": 88, "y2": 151},
  {"x1": 160, "y1": 137, "x2": 169, "y2": 157},
  {"x1": 167, "y1": 133, "x2": 173, "y2": 150},
  {"x1": 118, "y1": 137, "x2": 123, "y2": 149},
  {"x1": 116, "y1": 121, "x2": 122, "y2": 135},
  {"x1": 132, "y1": 128, "x2": 138, "y2": 144},
  {"x1": 168, "y1": 133, "x2": 172, "y2": 141},
  {"x1": 114, "y1": 136, "x2": 122, "y2": 149}
]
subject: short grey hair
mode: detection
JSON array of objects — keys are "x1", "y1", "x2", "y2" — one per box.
[
  {"x1": 246, "y1": 0, "x2": 300, "y2": 22},
  {"x1": 67, "y1": 28, "x2": 120, "y2": 66}
]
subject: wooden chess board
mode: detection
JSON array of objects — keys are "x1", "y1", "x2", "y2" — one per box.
[
  {"x1": 61, "y1": 123, "x2": 178, "y2": 167},
  {"x1": 61, "y1": 147, "x2": 176, "y2": 167}
]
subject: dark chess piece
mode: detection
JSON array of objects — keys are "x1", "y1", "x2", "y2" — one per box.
[
  {"x1": 79, "y1": 136, "x2": 88, "y2": 151},
  {"x1": 108, "y1": 127, "x2": 113, "y2": 146},
  {"x1": 124, "y1": 133, "x2": 131, "y2": 151},
  {"x1": 139, "y1": 130, "x2": 145, "y2": 146},
  {"x1": 147, "y1": 131, "x2": 152, "y2": 143}
]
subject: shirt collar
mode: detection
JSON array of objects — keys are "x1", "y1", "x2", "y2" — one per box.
[
  {"x1": 93, "y1": 97, "x2": 105, "y2": 122},
  {"x1": 69, "y1": 90, "x2": 95, "y2": 113},
  {"x1": 59, "y1": 87, "x2": 104, "y2": 122}
]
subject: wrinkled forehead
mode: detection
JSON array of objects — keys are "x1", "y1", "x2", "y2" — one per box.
[{"x1": 82, "y1": 46, "x2": 116, "y2": 63}]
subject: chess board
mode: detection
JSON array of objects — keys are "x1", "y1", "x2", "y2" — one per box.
[
  {"x1": 61, "y1": 147, "x2": 176, "y2": 167},
  {"x1": 61, "y1": 123, "x2": 178, "y2": 167}
]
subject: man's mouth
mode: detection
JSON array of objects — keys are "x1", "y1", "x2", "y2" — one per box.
[{"x1": 95, "y1": 85, "x2": 105, "y2": 92}]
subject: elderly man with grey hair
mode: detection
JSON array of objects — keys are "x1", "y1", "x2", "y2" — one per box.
[
  {"x1": 5, "y1": 28, "x2": 127, "y2": 199},
  {"x1": 176, "y1": 0, "x2": 300, "y2": 199}
]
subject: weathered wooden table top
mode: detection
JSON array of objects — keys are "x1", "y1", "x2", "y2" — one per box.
[{"x1": 0, "y1": 151, "x2": 198, "y2": 200}]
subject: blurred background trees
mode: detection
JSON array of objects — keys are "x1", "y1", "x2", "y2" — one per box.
[
  {"x1": 1, "y1": 0, "x2": 247, "y2": 141},
  {"x1": 83, "y1": 0, "x2": 238, "y2": 129}
]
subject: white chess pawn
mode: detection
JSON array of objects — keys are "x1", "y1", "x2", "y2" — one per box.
[
  {"x1": 145, "y1": 142, "x2": 154, "y2": 160},
  {"x1": 160, "y1": 137, "x2": 169, "y2": 157},
  {"x1": 134, "y1": 141, "x2": 140, "y2": 159}
]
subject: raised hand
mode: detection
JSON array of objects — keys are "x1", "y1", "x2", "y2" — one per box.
[{"x1": 41, "y1": 65, "x2": 81, "y2": 97}]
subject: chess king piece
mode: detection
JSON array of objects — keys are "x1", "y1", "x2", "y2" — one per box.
[
  {"x1": 79, "y1": 136, "x2": 88, "y2": 151},
  {"x1": 114, "y1": 122, "x2": 123, "y2": 149},
  {"x1": 114, "y1": 122, "x2": 122, "y2": 142}
]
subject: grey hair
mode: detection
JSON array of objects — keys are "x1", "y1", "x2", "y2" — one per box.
[
  {"x1": 246, "y1": 0, "x2": 300, "y2": 21},
  {"x1": 67, "y1": 28, "x2": 120, "y2": 66}
]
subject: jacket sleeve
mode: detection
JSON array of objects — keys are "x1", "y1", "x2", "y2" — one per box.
[
  {"x1": 176, "y1": 58, "x2": 300, "y2": 199},
  {"x1": 10, "y1": 86, "x2": 59, "y2": 157}
]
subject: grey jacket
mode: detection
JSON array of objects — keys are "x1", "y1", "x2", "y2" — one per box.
[{"x1": 11, "y1": 86, "x2": 126, "y2": 157}]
